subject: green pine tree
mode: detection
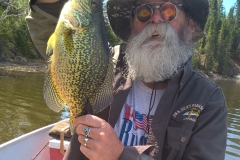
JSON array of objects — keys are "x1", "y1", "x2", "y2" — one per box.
[
  {"x1": 204, "y1": 0, "x2": 219, "y2": 73},
  {"x1": 233, "y1": 0, "x2": 240, "y2": 59}
]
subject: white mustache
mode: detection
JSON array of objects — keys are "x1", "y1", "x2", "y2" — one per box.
[{"x1": 132, "y1": 23, "x2": 179, "y2": 47}]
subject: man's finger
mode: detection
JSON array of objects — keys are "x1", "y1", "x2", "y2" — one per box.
[
  {"x1": 74, "y1": 114, "x2": 105, "y2": 128},
  {"x1": 78, "y1": 135, "x2": 93, "y2": 148},
  {"x1": 76, "y1": 124, "x2": 105, "y2": 140},
  {"x1": 78, "y1": 135, "x2": 101, "y2": 154},
  {"x1": 80, "y1": 144, "x2": 97, "y2": 160}
]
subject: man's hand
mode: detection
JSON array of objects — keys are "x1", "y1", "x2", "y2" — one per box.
[{"x1": 74, "y1": 115, "x2": 124, "y2": 160}]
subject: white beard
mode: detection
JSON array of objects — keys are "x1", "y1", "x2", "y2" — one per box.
[{"x1": 125, "y1": 23, "x2": 194, "y2": 82}]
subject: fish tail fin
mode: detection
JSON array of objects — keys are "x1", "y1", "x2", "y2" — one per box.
[{"x1": 43, "y1": 66, "x2": 66, "y2": 112}]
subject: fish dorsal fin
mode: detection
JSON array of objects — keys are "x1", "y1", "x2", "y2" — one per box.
[
  {"x1": 89, "y1": 58, "x2": 114, "y2": 114},
  {"x1": 46, "y1": 33, "x2": 55, "y2": 57},
  {"x1": 90, "y1": 45, "x2": 120, "y2": 113},
  {"x1": 43, "y1": 66, "x2": 66, "y2": 112}
]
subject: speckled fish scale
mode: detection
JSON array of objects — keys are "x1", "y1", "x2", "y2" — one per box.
[{"x1": 43, "y1": 0, "x2": 114, "y2": 133}]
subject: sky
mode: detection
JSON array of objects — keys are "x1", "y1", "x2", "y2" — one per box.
[{"x1": 223, "y1": 0, "x2": 236, "y2": 14}]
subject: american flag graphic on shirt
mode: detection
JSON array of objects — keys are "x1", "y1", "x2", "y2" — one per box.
[
  {"x1": 133, "y1": 111, "x2": 148, "y2": 133},
  {"x1": 117, "y1": 104, "x2": 154, "y2": 146}
]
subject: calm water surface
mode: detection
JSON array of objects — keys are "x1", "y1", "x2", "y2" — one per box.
[
  {"x1": 0, "y1": 69, "x2": 69, "y2": 144},
  {"x1": 213, "y1": 79, "x2": 240, "y2": 160},
  {"x1": 0, "y1": 70, "x2": 239, "y2": 159}
]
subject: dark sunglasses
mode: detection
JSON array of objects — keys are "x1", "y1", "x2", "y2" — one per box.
[{"x1": 132, "y1": 2, "x2": 182, "y2": 23}]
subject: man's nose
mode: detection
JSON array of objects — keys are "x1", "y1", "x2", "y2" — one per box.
[{"x1": 150, "y1": 8, "x2": 165, "y2": 23}]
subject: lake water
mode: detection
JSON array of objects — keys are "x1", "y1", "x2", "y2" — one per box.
[
  {"x1": 213, "y1": 78, "x2": 240, "y2": 160},
  {"x1": 0, "y1": 70, "x2": 239, "y2": 159}
]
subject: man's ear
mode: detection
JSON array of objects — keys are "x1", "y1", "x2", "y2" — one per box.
[
  {"x1": 187, "y1": 19, "x2": 195, "y2": 40},
  {"x1": 188, "y1": 19, "x2": 194, "y2": 30}
]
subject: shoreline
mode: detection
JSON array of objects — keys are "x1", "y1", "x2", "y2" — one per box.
[
  {"x1": 0, "y1": 61, "x2": 47, "y2": 73},
  {"x1": 0, "y1": 61, "x2": 239, "y2": 80}
]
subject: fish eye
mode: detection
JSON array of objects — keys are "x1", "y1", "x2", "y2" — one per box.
[{"x1": 91, "y1": 0, "x2": 98, "y2": 8}]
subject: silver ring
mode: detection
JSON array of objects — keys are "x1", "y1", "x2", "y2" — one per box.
[
  {"x1": 84, "y1": 126, "x2": 91, "y2": 138},
  {"x1": 83, "y1": 138, "x2": 89, "y2": 147}
]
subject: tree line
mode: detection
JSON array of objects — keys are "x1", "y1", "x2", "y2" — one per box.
[
  {"x1": 193, "y1": 0, "x2": 239, "y2": 76},
  {"x1": 0, "y1": 0, "x2": 239, "y2": 76},
  {"x1": 0, "y1": 0, "x2": 41, "y2": 60}
]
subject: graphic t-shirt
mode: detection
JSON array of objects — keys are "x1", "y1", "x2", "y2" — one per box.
[{"x1": 114, "y1": 80, "x2": 165, "y2": 146}]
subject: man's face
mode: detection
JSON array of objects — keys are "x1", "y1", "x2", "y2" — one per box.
[{"x1": 125, "y1": 0, "x2": 194, "y2": 82}]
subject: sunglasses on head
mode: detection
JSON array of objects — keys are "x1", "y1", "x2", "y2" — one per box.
[{"x1": 132, "y1": 2, "x2": 182, "y2": 23}]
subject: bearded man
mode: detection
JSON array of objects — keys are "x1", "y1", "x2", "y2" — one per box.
[{"x1": 26, "y1": 0, "x2": 227, "y2": 159}]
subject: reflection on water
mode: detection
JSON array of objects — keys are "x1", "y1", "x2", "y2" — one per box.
[
  {"x1": 213, "y1": 79, "x2": 240, "y2": 160},
  {"x1": 0, "y1": 70, "x2": 239, "y2": 159},
  {"x1": 0, "y1": 69, "x2": 69, "y2": 144}
]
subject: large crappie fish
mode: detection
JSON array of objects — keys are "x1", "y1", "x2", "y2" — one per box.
[{"x1": 44, "y1": 0, "x2": 114, "y2": 132}]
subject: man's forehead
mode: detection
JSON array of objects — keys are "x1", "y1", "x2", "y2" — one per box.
[{"x1": 136, "y1": 0, "x2": 183, "y2": 4}]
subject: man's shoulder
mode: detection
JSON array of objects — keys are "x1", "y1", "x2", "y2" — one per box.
[
  {"x1": 188, "y1": 70, "x2": 226, "y2": 107},
  {"x1": 181, "y1": 69, "x2": 225, "y2": 104},
  {"x1": 191, "y1": 70, "x2": 220, "y2": 90}
]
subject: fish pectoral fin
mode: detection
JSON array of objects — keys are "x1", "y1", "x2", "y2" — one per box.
[
  {"x1": 46, "y1": 33, "x2": 55, "y2": 57},
  {"x1": 63, "y1": 29, "x2": 74, "y2": 56},
  {"x1": 69, "y1": 25, "x2": 88, "y2": 32},
  {"x1": 77, "y1": 26, "x2": 88, "y2": 32},
  {"x1": 43, "y1": 66, "x2": 66, "y2": 112}
]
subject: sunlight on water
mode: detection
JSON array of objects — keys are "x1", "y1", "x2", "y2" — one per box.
[
  {"x1": 0, "y1": 70, "x2": 239, "y2": 159},
  {"x1": 213, "y1": 78, "x2": 240, "y2": 160}
]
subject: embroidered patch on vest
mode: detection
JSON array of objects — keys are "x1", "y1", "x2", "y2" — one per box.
[{"x1": 172, "y1": 104, "x2": 204, "y2": 122}]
